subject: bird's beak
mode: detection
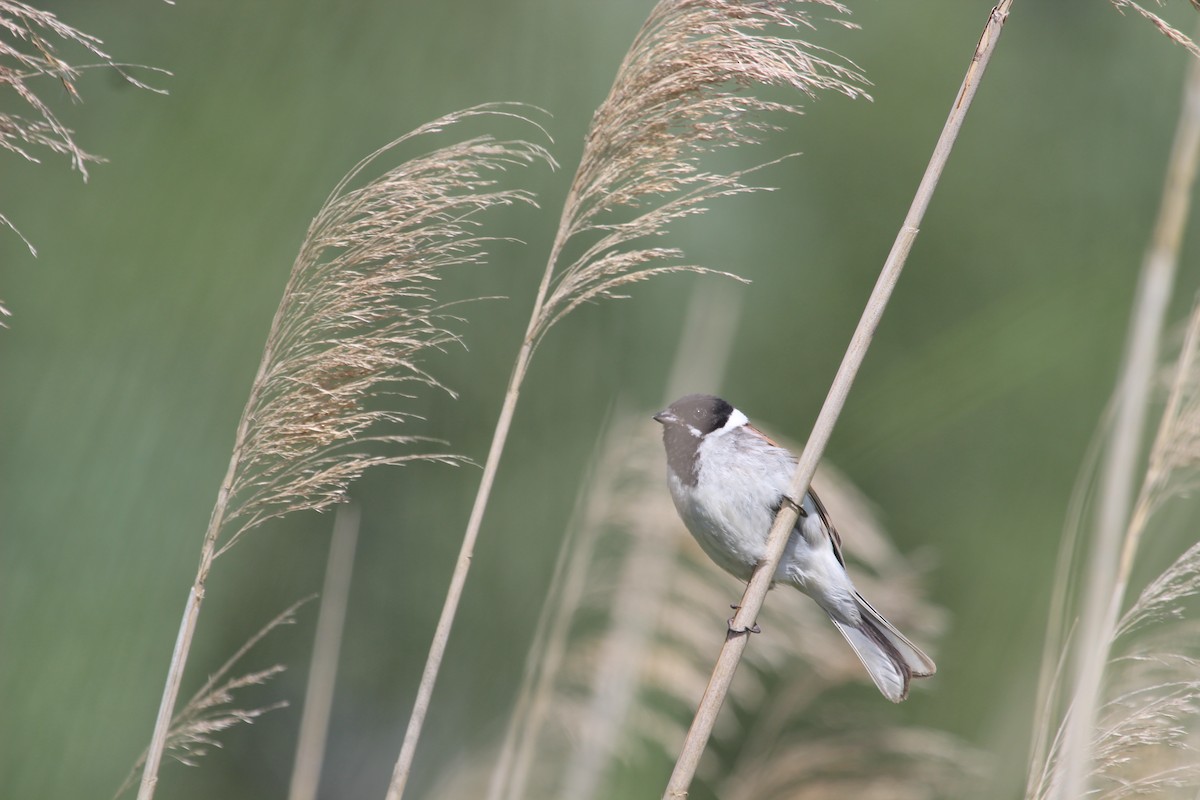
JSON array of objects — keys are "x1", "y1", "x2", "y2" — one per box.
[{"x1": 653, "y1": 410, "x2": 673, "y2": 424}]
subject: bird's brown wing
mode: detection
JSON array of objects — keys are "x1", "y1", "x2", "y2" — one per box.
[
  {"x1": 807, "y1": 486, "x2": 845, "y2": 567},
  {"x1": 748, "y1": 424, "x2": 845, "y2": 567}
]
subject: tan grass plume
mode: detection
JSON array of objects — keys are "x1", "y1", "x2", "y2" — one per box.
[
  {"x1": 212, "y1": 107, "x2": 552, "y2": 556},
  {"x1": 1108, "y1": 1, "x2": 1200, "y2": 57},
  {"x1": 531, "y1": 0, "x2": 869, "y2": 343},
  {"x1": 0, "y1": 1, "x2": 164, "y2": 316},
  {"x1": 133, "y1": 106, "x2": 551, "y2": 800},
  {"x1": 116, "y1": 597, "x2": 315, "y2": 798}
]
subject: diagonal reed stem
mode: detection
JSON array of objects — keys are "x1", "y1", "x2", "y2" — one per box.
[
  {"x1": 662, "y1": 3, "x2": 1014, "y2": 796},
  {"x1": 383, "y1": 346, "x2": 531, "y2": 800},
  {"x1": 485, "y1": 284, "x2": 741, "y2": 800},
  {"x1": 562, "y1": 287, "x2": 743, "y2": 800},
  {"x1": 384, "y1": 231, "x2": 565, "y2": 800},
  {"x1": 136, "y1": 338, "x2": 280, "y2": 800}
]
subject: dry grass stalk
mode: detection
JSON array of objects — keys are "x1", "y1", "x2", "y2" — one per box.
[
  {"x1": 484, "y1": 419, "x2": 620, "y2": 800},
  {"x1": 665, "y1": 4, "x2": 1013, "y2": 795},
  {"x1": 134, "y1": 106, "x2": 550, "y2": 800},
  {"x1": 557, "y1": 286, "x2": 744, "y2": 800},
  {"x1": 288, "y1": 503, "x2": 361, "y2": 800},
  {"x1": 115, "y1": 597, "x2": 313, "y2": 798},
  {"x1": 1026, "y1": 397, "x2": 1114, "y2": 787},
  {"x1": 1044, "y1": 36, "x2": 1200, "y2": 800},
  {"x1": 485, "y1": 283, "x2": 741, "y2": 800},
  {"x1": 386, "y1": 4, "x2": 868, "y2": 797}
]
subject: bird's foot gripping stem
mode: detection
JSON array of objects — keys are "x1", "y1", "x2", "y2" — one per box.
[{"x1": 727, "y1": 605, "x2": 761, "y2": 635}]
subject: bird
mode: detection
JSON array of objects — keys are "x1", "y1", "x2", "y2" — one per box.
[{"x1": 652, "y1": 393, "x2": 935, "y2": 702}]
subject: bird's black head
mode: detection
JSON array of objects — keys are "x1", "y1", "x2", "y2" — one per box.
[
  {"x1": 653, "y1": 394, "x2": 739, "y2": 485},
  {"x1": 653, "y1": 393, "x2": 736, "y2": 435}
]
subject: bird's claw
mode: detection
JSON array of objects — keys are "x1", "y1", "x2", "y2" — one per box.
[
  {"x1": 728, "y1": 619, "x2": 762, "y2": 635},
  {"x1": 727, "y1": 606, "x2": 761, "y2": 635}
]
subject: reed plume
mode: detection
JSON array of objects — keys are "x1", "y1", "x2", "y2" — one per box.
[
  {"x1": 1030, "y1": 502, "x2": 1200, "y2": 797},
  {"x1": 529, "y1": 0, "x2": 869, "y2": 343},
  {"x1": 116, "y1": 597, "x2": 314, "y2": 798},
  {"x1": 212, "y1": 108, "x2": 550, "y2": 557},
  {"x1": 388, "y1": 5, "x2": 868, "y2": 796},
  {"x1": 1, "y1": 2, "x2": 130, "y2": 177},
  {"x1": 133, "y1": 106, "x2": 550, "y2": 800},
  {"x1": 0, "y1": 1, "x2": 163, "y2": 316},
  {"x1": 1108, "y1": 0, "x2": 1200, "y2": 56}
]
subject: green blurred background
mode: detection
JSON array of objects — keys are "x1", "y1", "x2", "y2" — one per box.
[{"x1": 2, "y1": 0, "x2": 1198, "y2": 797}]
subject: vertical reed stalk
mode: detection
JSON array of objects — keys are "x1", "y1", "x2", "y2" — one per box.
[
  {"x1": 663, "y1": 3, "x2": 1014, "y2": 795},
  {"x1": 385, "y1": 264, "x2": 552, "y2": 800},
  {"x1": 1057, "y1": 38, "x2": 1200, "y2": 800},
  {"x1": 483, "y1": 285, "x2": 740, "y2": 800},
  {"x1": 560, "y1": 287, "x2": 742, "y2": 800},
  {"x1": 137, "y1": 410, "x2": 262, "y2": 800},
  {"x1": 288, "y1": 503, "x2": 362, "y2": 800}
]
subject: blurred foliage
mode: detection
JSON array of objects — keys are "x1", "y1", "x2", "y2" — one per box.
[{"x1": 1, "y1": 1, "x2": 1199, "y2": 798}]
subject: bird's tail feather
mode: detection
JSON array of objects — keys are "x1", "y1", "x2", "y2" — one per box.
[{"x1": 830, "y1": 593, "x2": 936, "y2": 703}]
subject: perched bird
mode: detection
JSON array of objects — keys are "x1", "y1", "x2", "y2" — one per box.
[{"x1": 653, "y1": 393, "x2": 935, "y2": 702}]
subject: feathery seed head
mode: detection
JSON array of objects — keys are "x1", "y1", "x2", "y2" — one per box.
[
  {"x1": 1108, "y1": 1, "x2": 1200, "y2": 57},
  {"x1": 0, "y1": 1, "x2": 165, "y2": 256},
  {"x1": 217, "y1": 106, "x2": 553, "y2": 554},
  {"x1": 114, "y1": 599, "x2": 314, "y2": 797},
  {"x1": 532, "y1": 0, "x2": 869, "y2": 344}
]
